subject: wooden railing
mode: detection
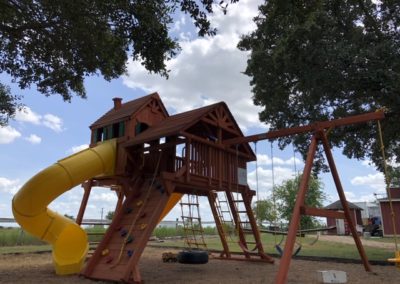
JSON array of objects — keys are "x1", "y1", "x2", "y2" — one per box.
[{"x1": 174, "y1": 140, "x2": 247, "y2": 188}]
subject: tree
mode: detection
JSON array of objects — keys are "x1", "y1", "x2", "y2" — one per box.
[
  {"x1": 0, "y1": 0, "x2": 238, "y2": 123},
  {"x1": 274, "y1": 175, "x2": 325, "y2": 229},
  {"x1": 238, "y1": 1, "x2": 400, "y2": 172},
  {"x1": 252, "y1": 199, "x2": 277, "y2": 227},
  {"x1": 105, "y1": 210, "x2": 115, "y2": 221}
]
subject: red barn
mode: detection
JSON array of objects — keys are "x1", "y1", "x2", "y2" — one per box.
[
  {"x1": 378, "y1": 187, "x2": 400, "y2": 236},
  {"x1": 324, "y1": 200, "x2": 363, "y2": 235}
]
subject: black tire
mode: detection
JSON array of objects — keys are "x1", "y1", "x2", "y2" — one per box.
[{"x1": 177, "y1": 250, "x2": 209, "y2": 264}]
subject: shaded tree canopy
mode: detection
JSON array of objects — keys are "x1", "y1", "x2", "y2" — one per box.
[
  {"x1": 274, "y1": 175, "x2": 325, "y2": 229},
  {"x1": 238, "y1": 0, "x2": 400, "y2": 172},
  {"x1": 0, "y1": 0, "x2": 238, "y2": 125},
  {"x1": 252, "y1": 199, "x2": 277, "y2": 226}
]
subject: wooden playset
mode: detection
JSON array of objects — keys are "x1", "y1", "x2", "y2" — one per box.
[{"x1": 13, "y1": 93, "x2": 391, "y2": 283}]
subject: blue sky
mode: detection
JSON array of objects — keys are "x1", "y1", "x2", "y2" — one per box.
[{"x1": 0, "y1": 0, "x2": 386, "y2": 223}]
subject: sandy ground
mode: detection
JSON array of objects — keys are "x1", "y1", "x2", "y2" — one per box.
[{"x1": 0, "y1": 246, "x2": 399, "y2": 283}]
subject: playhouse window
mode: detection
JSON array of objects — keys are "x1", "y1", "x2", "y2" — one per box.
[
  {"x1": 93, "y1": 128, "x2": 104, "y2": 143},
  {"x1": 112, "y1": 122, "x2": 125, "y2": 138},
  {"x1": 135, "y1": 122, "x2": 149, "y2": 135}
]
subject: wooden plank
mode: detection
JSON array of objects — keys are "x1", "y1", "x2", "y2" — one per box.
[
  {"x1": 224, "y1": 111, "x2": 385, "y2": 145},
  {"x1": 300, "y1": 206, "x2": 345, "y2": 219}
]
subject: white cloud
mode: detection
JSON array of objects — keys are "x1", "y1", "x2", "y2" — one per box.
[
  {"x1": 247, "y1": 166, "x2": 297, "y2": 199},
  {"x1": 25, "y1": 134, "x2": 42, "y2": 144},
  {"x1": 15, "y1": 106, "x2": 63, "y2": 132},
  {"x1": 123, "y1": 0, "x2": 265, "y2": 131},
  {"x1": 69, "y1": 144, "x2": 89, "y2": 154},
  {"x1": 350, "y1": 173, "x2": 385, "y2": 192},
  {"x1": 0, "y1": 177, "x2": 20, "y2": 194},
  {"x1": 42, "y1": 114, "x2": 63, "y2": 132},
  {"x1": 256, "y1": 153, "x2": 304, "y2": 168},
  {"x1": 0, "y1": 126, "x2": 21, "y2": 144},
  {"x1": 15, "y1": 106, "x2": 41, "y2": 125},
  {"x1": 91, "y1": 192, "x2": 118, "y2": 203}
]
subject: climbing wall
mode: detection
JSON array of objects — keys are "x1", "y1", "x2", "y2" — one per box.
[{"x1": 82, "y1": 177, "x2": 169, "y2": 283}]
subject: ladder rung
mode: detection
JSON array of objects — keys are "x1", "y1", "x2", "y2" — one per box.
[
  {"x1": 234, "y1": 200, "x2": 244, "y2": 202},
  {"x1": 237, "y1": 211, "x2": 248, "y2": 214},
  {"x1": 183, "y1": 228, "x2": 204, "y2": 232},
  {"x1": 181, "y1": 216, "x2": 201, "y2": 219},
  {"x1": 180, "y1": 202, "x2": 199, "y2": 206}
]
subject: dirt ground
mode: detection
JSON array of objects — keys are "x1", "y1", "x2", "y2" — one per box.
[{"x1": 0, "y1": 246, "x2": 399, "y2": 284}]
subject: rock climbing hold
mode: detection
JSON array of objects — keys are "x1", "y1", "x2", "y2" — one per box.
[
  {"x1": 140, "y1": 223, "x2": 147, "y2": 230},
  {"x1": 120, "y1": 228, "x2": 128, "y2": 237},
  {"x1": 106, "y1": 256, "x2": 113, "y2": 263},
  {"x1": 126, "y1": 235, "x2": 134, "y2": 244},
  {"x1": 127, "y1": 250, "x2": 134, "y2": 257},
  {"x1": 136, "y1": 200, "x2": 143, "y2": 207},
  {"x1": 101, "y1": 249, "x2": 109, "y2": 256},
  {"x1": 125, "y1": 207, "x2": 133, "y2": 214}
]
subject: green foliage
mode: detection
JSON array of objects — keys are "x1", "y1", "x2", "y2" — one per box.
[
  {"x1": 252, "y1": 199, "x2": 277, "y2": 226},
  {"x1": 63, "y1": 214, "x2": 75, "y2": 220},
  {"x1": 105, "y1": 211, "x2": 115, "y2": 221},
  {"x1": 274, "y1": 175, "x2": 325, "y2": 229},
  {"x1": 0, "y1": 228, "x2": 45, "y2": 246},
  {"x1": 238, "y1": 0, "x2": 400, "y2": 171},
  {"x1": 0, "y1": 1, "x2": 238, "y2": 123},
  {"x1": 0, "y1": 83, "x2": 20, "y2": 126}
]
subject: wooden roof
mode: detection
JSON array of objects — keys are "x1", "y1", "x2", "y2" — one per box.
[
  {"x1": 324, "y1": 200, "x2": 363, "y2": 210},
  {"x1": 90, "y1": 92, "x2": 167, "y2": 128},
  {"x1": 123, "y1": 101, "x2": 255, "y2": 159}
]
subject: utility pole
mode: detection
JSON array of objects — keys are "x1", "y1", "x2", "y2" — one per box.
[{"x1": 100, "y1": 208, "x2": 104, "y2": 223}]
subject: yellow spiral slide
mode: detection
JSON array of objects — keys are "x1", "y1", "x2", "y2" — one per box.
[{"x1": 12, "y1": 139, "x2": 181, "y2": 275}]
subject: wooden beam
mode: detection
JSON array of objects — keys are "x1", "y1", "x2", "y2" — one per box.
[
  {"x1": 224, "y1": 111, "x2": 385, "y2": 145},
  {"x1": 300, "y1": 206, "x2": 345, "y2": 219}
]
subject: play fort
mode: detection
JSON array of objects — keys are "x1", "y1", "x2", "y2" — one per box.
[{"x1": 12, "y1": 93, "x2": 390, "y2": 283}]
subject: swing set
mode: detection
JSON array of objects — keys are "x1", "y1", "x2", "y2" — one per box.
[{"x1": 225, "y1": 109, "x2": 400, "y2": 283}]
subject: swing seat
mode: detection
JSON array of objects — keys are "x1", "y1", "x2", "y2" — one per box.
[{"x1": 388, "y1": 251, "x2": 400, "y2": 269}]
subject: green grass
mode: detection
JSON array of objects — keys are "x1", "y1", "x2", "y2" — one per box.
[
  {"x1": 151, "y1": 233, "x2": 395, "y2": 262},
  {"x1": 0, "y1": 226, "x2": 395, "y2": 261}
]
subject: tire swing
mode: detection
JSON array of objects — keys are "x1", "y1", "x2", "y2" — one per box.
[
  {"x1": 270, "y1": 142, "x2": 302, "y2": 257},
  {"x1": 177, "y1": 250, "x2": 209, "y2": 264}
]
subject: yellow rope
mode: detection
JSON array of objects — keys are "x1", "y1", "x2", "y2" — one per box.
[{"x1": 377, "y1": 119, "x2": 399, "y2": 252}]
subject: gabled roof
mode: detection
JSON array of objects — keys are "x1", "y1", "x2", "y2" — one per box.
[
  {"x1": 324, "y1": 200, "x2": 363, "y2": 210},
  {"x1": 123, "y1": 101, "x2": 255, "y2": 159},
  {"x1": 90, "y1": 93, "x2": 167, "y2": 128},
  {"x1": 125, "y1": 102, "x2": 221, "y2": 145}
]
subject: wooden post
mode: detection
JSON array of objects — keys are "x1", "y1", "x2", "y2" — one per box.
[
  {"x1": 76, "y1": 180, "x2": 92, "y2": 225},
  {"x1": 320, "y1": 131, "x2": 371, "y2": 272},
  {"x1": 275, "y1": 135, "x2": 318, "y2": 284},
  {"x1": 208, "y1": 192, "x2": 231, "y2": 258}
]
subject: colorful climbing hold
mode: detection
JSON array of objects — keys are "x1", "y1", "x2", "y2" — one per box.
[
  {"x1": 125, "y1": 207, "x2": 133, "y2": 214},
  {"x1": 120, "y1": 228, "x2": 128, "y2": 237},
  {"x1": 140, "y1": 223, "x2": 147, "y2": 230},
  {"x1": 126, "y1": 235, "x2": 134, "y2": 244},
  {"x1": 127, "y1": 250, "x2": 134, "y2": 257},
  {"x1": 136, "y1": 200, "x2": 143, "y2": 207},
  {"x1": 101, "y1": 249, "x2": 109, "y2": 256}
]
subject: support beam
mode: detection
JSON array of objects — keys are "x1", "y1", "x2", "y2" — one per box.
[
  {"x1": 224, "y1": 111, "x2": 384, "y2": 145},
  {"x1": 300, "y1": 206, "x2": 345, "y2": 219},
  {"x1": 320, "y1": 131, "x2": 371, "y2": 272},
  {"x1": 275, "y1": 135, "x2": 318, "y2": 284},
  {"x1": 76, "y1": 180, "x2": 93, "y2": 225}
]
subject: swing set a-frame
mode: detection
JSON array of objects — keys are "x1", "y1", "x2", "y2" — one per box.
[{"x1": 225, "y1": 110, "x2": 388, "y2": 284}]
